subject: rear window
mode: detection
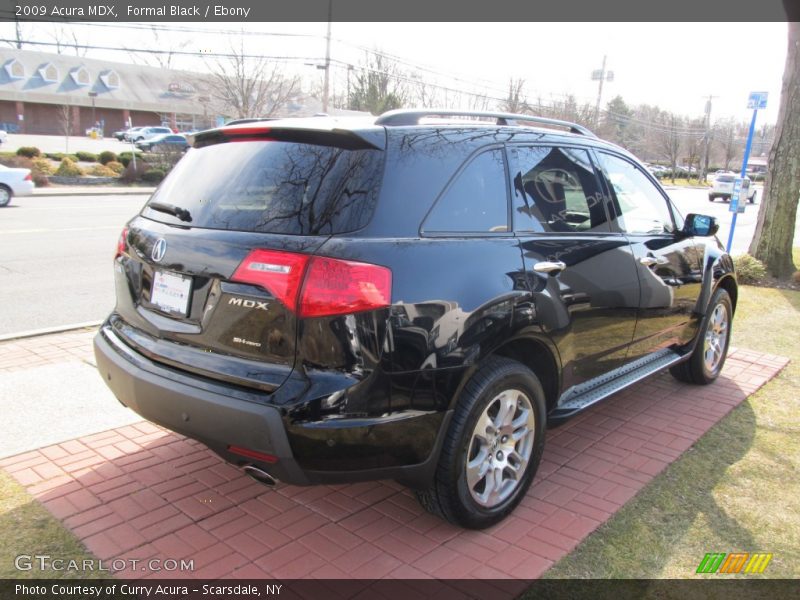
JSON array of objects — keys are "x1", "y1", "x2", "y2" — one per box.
[
  {"x1": 716, "y1": 175, "x2": 735, "y2": 183},
  {"x1": 142, "y1": 141, "x2": 384, "y2": 235}
]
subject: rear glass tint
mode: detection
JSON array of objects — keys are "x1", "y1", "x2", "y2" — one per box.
[
  {"x1": 716, "y1": 175, "x2": 735, "y2": 183},
  {"x1": 142, "y1": 141, "x2": 383, "y2": 235}
]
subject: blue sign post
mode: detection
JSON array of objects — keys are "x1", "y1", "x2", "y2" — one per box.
[{"x1": 727, "y1": 91, "x2": 768, "y2": 252}]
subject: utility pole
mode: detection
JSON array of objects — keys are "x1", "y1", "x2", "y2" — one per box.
[
  {"x1": 591, "y1": 55, "x2": 614, "y2": 128},
  {"x1": 322, "y1": 0, "x2": 332, "y2": 114},
  {"x1": 701, "y1": 95, "x2": 717, "y2": 183}
]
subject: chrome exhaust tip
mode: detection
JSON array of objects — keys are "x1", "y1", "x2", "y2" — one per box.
[{"x1": 242, "y1": 465, "x2": 279, "y2": 487}]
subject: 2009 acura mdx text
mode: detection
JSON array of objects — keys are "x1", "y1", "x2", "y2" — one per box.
[{"x1": 95, "y1": 109, "x2": 736, "y2": 528}]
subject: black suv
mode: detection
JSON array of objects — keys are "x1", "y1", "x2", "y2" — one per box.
[{"x1": 95, "y1": 110, "x2": 736, "y2": 529}]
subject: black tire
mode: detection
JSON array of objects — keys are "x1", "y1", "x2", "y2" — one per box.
[
  {"x1": 749, "y1": 191, "x2": 757, "y2": 204},
  {"x1": 0, "y1": 184, "x2": 12, "y2": 208},
  {"x1": 708, "y1": 195, "x2": 715, "y2": 202},
  {"x1": 416, "y1": 356, "x2": 547, "y2": 529},
  {"x1": 670, "y1": 288, "x2": 732, "y2": 385}
]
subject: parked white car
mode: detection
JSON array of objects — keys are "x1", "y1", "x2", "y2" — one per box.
[
  {"x1": 0, "y1": 164, "x2": 34, "y2": 207},
  {"x1": 130, "y1": 126, "x2": 173, "y2": 142},
  {"x1": 709, "y1": 172, "x2": 757, "y2": 204},
  {"x1": 0, "y1": 129, "x2": 7, "y2": 145}
]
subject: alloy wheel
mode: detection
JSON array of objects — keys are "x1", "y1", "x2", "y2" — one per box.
[{"x1": 465, "y1": 389, "x2": 536, "y2": 508}]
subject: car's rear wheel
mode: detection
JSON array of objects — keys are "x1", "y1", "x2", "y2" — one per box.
[
  {"x1": 670, "y1": 288, "x2": 732, "y2": 385},
  {"x1": 708, "y1": 194, "x2": 715, "y2": 202},
  {"x1": 416, "y1": 356, "x2": 546, "y2": 529},
  {"x1": 0, "y1": 184, "x2": 12, "y2": 207}
]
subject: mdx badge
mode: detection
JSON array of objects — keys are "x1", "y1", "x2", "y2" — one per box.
[{"x1": 228, "y1": 297, "x2": 269, "y2": 311}]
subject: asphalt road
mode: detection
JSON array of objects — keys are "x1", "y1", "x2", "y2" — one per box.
[
  {"x1": 0, "y1": 194, "x2": 147, "y2": 336},
  {"x1": 0, "y1": 188, "x2": 797, "y2": 337},
  {"x1": 667, "y1": 186, "x2": 764, "y2": 256}
]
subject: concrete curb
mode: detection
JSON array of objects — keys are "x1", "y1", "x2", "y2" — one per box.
[
  {"x1": 32, "y1": 188, "x2": 155, "y2": 197},
  {"x1": 0, "y1": 321, "x2": 102, "y2": 343}
]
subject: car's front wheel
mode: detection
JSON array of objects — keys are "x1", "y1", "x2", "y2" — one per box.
[
  {"x1": 0, "y1": 184, "x2": 12, "y2": 207},
  {"x1": 416, "y1": 356, "x2": 546, "y2": 529}
]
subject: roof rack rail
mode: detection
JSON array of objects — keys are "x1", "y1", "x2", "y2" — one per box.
[{"x1": 374, "y1": 109, "x2": 595, "y2": 137}]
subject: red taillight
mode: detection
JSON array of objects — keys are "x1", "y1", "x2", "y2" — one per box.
[
  {"x1": 115, "y1": 227, "x2": 128, "y2": 259},
  {"x1": 232, "y1": 249, "x2": 309, "y2": 309},
  {"x1": 299, "y1": 256, "x2": 392, "y2": 318},
  {"x1": 227, "y1": 445, "x2": 278, "y2": 464},
  {"x1": 24, "y1": 172, "x2": 32, "y2": 181},
  {"x1": 231, "y1": 249, "x2": 392, "y2": 318}
]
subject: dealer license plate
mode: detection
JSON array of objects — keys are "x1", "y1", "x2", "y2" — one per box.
[{"x1": 151, "y1": 270, "x2": 192, "y2": 316}]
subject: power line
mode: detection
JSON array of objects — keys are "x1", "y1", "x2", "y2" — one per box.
[
  {"x1": 4, "y1": 19, "x2": 591, "y2": 108},
  {"x1": 0, "y1": 38, "x2": 324, "y2": 63}
]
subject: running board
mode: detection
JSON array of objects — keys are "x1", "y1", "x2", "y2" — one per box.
[{"x1": 549, "y1": 348, "x2": 685, "y2": 422}]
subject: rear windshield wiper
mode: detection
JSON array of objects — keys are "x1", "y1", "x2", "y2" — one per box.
[{"x1": 148, "y1": 202, "x2": 192, "y2": 222}]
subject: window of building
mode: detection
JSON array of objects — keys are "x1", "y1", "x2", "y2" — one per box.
[
  {"x1": 4, "y1": 59, "x2": 25, "y2": 80},
  {"x1": 422, "y1": 149, "x2": 509, "y2": 234},
  {"x1": 509, "y1": 146, "x2": 608, "y2": 233},
  {"x1": 100, "y1": 70, "x2": 120, "y2": 90},
  {"x1": 70, "y1": 66, "x2": 90, "y2": 86},
  {"x1": 39, "y1": 63, "x2": 59, "y2": 83}
]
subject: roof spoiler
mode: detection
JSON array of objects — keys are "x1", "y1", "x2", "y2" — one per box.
[{"x1": 191, "y1": 125, "x2": 385, "y2": 151}]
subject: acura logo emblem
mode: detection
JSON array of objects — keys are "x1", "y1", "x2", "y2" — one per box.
[{"x1": 151, "y1": 238, "x2": 167, "y2": 262}]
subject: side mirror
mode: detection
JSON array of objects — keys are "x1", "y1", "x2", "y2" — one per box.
[{"x1": 684, "y1": 213, "x2": 719, "y2": 237}]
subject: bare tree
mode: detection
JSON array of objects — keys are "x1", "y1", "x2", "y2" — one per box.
[
  {"x1": 466, "y1": 92, "x2": 492, "y2": 112},
  {"x1": 207, "y1": 41, "x2": 300, "y2": 119},
  {"x1": 58, "y1": 104, "x2": 73, "y2": 153},
  {"x1": 49, "y1": 25, "x2": 87, "y2": 56},
  {"x1": 125, "y1": 26, "x2": 189, "y2": 70},
  {"x1": 411, "y1": 74, "x2": 441, "y2": 108},
  {"x1": 500, "y1": 78, "x2": 528, "y2": 113},
  {"x1": 748, "y1": 19, "x2": 799, "y2": 278},
  {"x1": 714, "y1": 118, "x2": 740, "y2": 171},
  {"x1": 6, "y1": 20, "x2": 26, "y2": 49},
  {"x1": 546, "y1": 94, "x2": 594, "y2": 126},
  {"x1": 684, "y1": 118, "x2": 705, "y2": 181},
  {"x1": 658, "y1": 112, "x2": 683, "y2": 183}
]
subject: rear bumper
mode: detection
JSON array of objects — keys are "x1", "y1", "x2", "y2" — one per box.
[
  {"x1": 94, "y1": 326, "x2": 449, "y2": 488},
  {"x1": 94, "y1": 327, "x2": 311, "y2": 485},
  {"x1": 13, "y1": 180, "x2": 34, "y2": 196}
]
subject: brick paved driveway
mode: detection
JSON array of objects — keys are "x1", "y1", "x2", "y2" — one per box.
[{"x1": 0, "y1": 330, "x2": 788, "y2": 581}]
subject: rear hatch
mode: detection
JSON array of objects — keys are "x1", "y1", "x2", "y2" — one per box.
[
  {"x1": 111, "y1": 123, "x2": 385, "y2": 393},
  {"x1": 714, "y1": 174, "x2": 735, "y2": 193}
]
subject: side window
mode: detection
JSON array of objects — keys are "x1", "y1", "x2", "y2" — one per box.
[
  {"x1": 509, "y1": 146, "x2": 607, "y2": 233},
  {"x1": 595, "y1": 152, "x2": 675, "y2": 235},
  {"x1": 423, "y1": 149, "x2": 508, "y2": 233}
]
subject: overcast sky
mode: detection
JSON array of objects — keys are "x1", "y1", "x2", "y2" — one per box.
[{"x1": 1, "y1": 21, "x2": 789, "y2": 125}]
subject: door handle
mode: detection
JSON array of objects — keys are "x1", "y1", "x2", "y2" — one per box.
[{"x1": 533, "y1": 261, "x2": 566, "y2": 274}]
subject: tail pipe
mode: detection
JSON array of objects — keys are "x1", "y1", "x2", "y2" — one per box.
[{"x1": 242, "y1": 465, "x2": 279, "y2": 488}]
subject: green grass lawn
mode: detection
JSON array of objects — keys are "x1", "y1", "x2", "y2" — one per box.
[
  {"x1": 0, "y1": 469, "x2": 99, "y2": 579},
  {"x1": 543, "y1": 284, "x2": 800, "y2": 579}
]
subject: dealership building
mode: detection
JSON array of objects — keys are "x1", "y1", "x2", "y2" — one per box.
[{"x1": 0, "y1": 49, "x2": 347, "y2": 136}]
